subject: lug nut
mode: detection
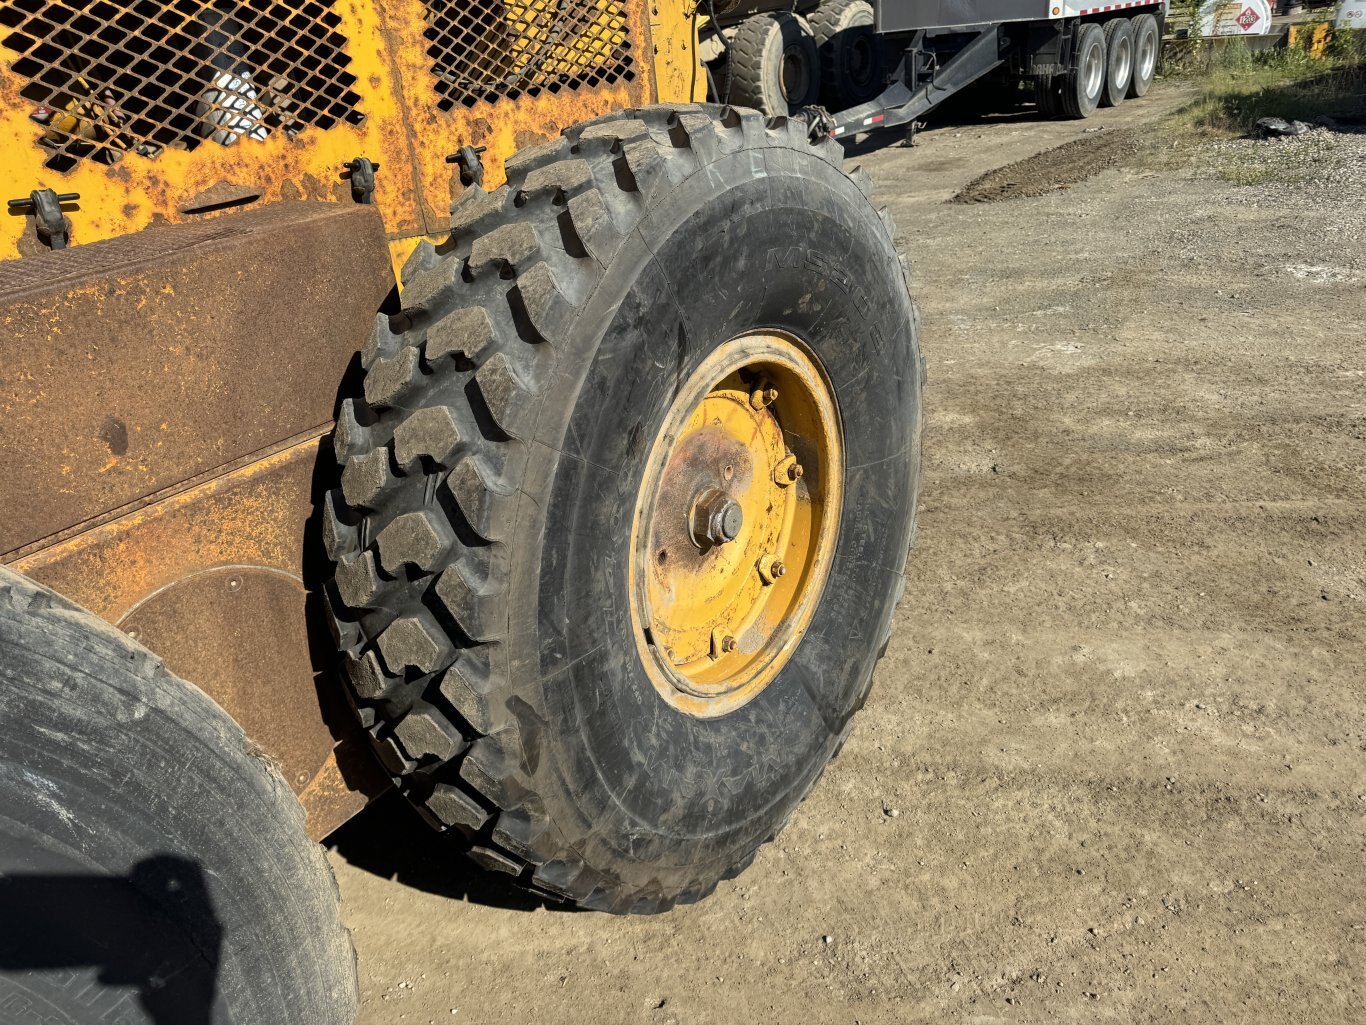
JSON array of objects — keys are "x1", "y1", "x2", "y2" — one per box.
[
  {"x1": 749, "y1": 383, "x2": 779, "y2": 409},
  {"x1": 757, "y1": 554, "x2": 786, "y2": 585},
  {"x1": 774, "y1": 454, "x2": 804, "y2": 487},
  {"x1": 722, "y1": 635, "x2": 737, "y2": 653}
]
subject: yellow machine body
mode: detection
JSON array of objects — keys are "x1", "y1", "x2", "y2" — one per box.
[
  {"x1": 0, "y1": 0, "x2": 705, "y2": 266},
  {"x1": 0, "y1": 0, "x2": 705, "y2": 838}
]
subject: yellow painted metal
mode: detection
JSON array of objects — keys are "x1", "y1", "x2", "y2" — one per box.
[
  {"x1": 651, "y1": 0, "x2": 709, "y2": 103},
  {"x1": 0, "y1": 0, "x2": 666, "y2": 260},
  {"x1": 629, "y1": 333, "x2": 844, "y2": 718}
]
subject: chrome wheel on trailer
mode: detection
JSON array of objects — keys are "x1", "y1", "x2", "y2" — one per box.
[
  {"x1": 1061, "y1": 22, "x2": 1107, "y2": 118},
  {"x1": 1101, "y1": 18, "x2": 1135, "y2": 107},
  {"x1": 1128, "y1": 13, "x2": 1160, "y2": 98}
]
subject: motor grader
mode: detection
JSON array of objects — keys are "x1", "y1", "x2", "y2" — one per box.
[{"x1": 0, "y1": 1, "x2": 921, "y2": 1021}]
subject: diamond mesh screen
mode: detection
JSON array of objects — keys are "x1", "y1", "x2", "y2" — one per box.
[
  {"x1": 423, "y1": 0, "x2": 634, "y2": 111},
  {"x1": 0, "y1": 0, "x2": 365, "y2": 172}
]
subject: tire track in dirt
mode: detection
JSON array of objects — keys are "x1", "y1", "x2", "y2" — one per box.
[{"x1": 952, "y1": 128, "x2": 1140, "y2": 203}]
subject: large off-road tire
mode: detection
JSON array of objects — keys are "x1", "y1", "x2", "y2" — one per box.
[
  {"x1": 1127, "y1": 14, "x2": 1159, "y2": 98},
  {"x1": 1100, "y1": 17, "x2": 1135, "y2": 107},
  {"x1": 723, "y1": 12, "x2": 821, "y2": 115},
  {"x1": 1061, "y1": 22, "x2": 1106, "y2": 119},
  {"x1": 323, "y1": 104, "x2": 922, "y2": 914},
  {"x1": 809, "y1": 0, "x2": 883, "y2": 108},
  {"x1": 0, "y1": 567, "x2": 356, "y2": 1025}
]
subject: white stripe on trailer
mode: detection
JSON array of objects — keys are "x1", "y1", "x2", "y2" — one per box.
[
  {"x1": 1078, "y1": 1, "x2": 1146, "y2": 13},
  {"x1": 1067, "y1": 0, "x2": 1165, "y2": 15}
]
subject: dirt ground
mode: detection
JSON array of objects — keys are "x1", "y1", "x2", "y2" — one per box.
[{"x1": 328, "y1": 83, "x2": 1366, "y2": 1024}]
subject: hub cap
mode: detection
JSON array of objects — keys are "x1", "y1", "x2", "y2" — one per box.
[
  {"x1": 1084, "y1": 41, "x2": 1104, "y2": 98},
  {"x1": 629, "y1": 333, "x2": 843, "y2": 718}
]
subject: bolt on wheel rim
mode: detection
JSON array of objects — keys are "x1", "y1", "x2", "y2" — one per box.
[{"x1": 629, "y1": 332, "x2": 844, "y2": 718}]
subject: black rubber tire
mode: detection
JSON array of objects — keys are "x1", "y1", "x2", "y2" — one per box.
[
  {"x1": 808, "y1": 0, "x2": 883, "y2": 109},
  {"x1": 723, "y1": 12, "x2": 821, "y2": 115},
  {"x1": 323, "y1": 104, "x2": 922, "y2": 914},
  {"x1": 0, "y1": 567, "x2": 356, "y2": 1025},
  {"x1": 1061, "y1": 22, "x2": 1106, "y2": 119},
  {"x1": 1128, "y1": 14, "x2": 1159, "y2": 99},
  {"x1": 1100, "y1": 18, "x2": 1134, "y2": 108},
  {"x1": 1033, "y1": 74, "x2": 1061, "y2": 117}
]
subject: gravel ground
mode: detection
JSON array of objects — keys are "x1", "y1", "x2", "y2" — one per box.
[
  {"x1": 1195, "y1": 124, "x2": 1366, "y2": 241},
  {"x1": 329, "y1": 83, "x2": 1366, "y2": 1025}
]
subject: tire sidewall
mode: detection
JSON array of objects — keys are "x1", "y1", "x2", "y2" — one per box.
[
  {"x1": 1103, "y1": 19, "x2": 1134, "y2": 105},
  {"x1": 818, "y1": 0, "x2": 881, "y2": 106},
  {"x1": 512, "y1": 143, "x2": 920, "y2": 891},
  {"x1": 1129, "y1": 15, "x2": 1159, "y2": 97},
  {"x1": 767, "y1": 15, "x2": 820, "y2": 111},
  {"x1": 1072, "y1": 24, "x2": 1105, "y2": 116}
]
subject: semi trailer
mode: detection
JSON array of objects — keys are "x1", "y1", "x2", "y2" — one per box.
[{"x1": 704, "y1": 0, "x2": 1168, "y2": 132}]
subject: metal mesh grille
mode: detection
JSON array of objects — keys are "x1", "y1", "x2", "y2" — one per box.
[
  {"x1": 423, "y1": 0, "x2": 634, "y2": 111},
  {"x1": 0, "y1": 0, "x2": 365, "y2": 172}
]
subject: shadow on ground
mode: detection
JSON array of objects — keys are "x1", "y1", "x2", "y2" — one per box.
[{"x1": 326, "y1": 791, "x2": 578, "y2": 914}]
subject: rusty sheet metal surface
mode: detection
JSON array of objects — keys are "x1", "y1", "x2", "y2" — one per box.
[
  {"x1": 0, "y1": 200, "x2": 392, "y2": 557},
  {"x1": 12, "y1": 438, "x2": 390, "y2": 840},
  {"x1": 0, "y1": 0, "x2": 663, "y2": 259},
  {"x1": 0, "y1": 0, "x2": 423, "y2": 258},
  {"x1": 379, "y1": 0, "x2": 654, "y2": 212}
]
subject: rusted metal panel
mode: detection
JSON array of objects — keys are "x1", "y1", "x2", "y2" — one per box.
[
  {"x1": 0, "y1": 0, "x2": 665, "y2": 259},
  {"x1": 377, "y1": 0, "x2": 654, "y2": 217},
  {"x1": 0, "y1": 201, "x2": 393, "y2": 557},
  {"x1": 12, "y1": 439, "x2": 391, "y2": 840},
  {"x1": 0, "y1": 0, "x2": 424, "y2": 258}
]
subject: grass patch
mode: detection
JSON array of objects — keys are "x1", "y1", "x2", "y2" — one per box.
[{"x1": 1167, "y1": 32, "x2": 1366, "y2": 137}]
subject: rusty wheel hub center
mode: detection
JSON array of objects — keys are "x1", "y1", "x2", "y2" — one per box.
[{"x1": 629, "y1": 332, "x2": 844, "y2": 718}]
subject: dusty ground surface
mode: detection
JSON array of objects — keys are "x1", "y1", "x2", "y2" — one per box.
[{"x1": 329, "y1": 82, "x2": 1366, "y2": 1024}]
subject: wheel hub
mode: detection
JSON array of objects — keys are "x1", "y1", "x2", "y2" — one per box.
[
  {"x1": 629, "y1": 332, "x2": 843, "y2": 717},
  {"x1": 691, "y1": 489, "x2": 744, "y2": 548}
]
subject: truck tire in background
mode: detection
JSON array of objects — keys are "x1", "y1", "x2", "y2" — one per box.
[
  {"x1": 324, "y1": 104, "x2": 922, "y2": 914},
  {"x1": 723, "y1": 12, "x2": 821, "y2": 114},
  {"x1": 1128, "y1": 14, "x2": 1160, "y2": 98},
  {"x1": 809, "y1": 0, "x2": 884, "y2": 108},
  {"x1": 1061, "y1": 22, "x2": 1106, "y2": 118},
  {"x1": 1100, "y1": 18, "x2": 1135, "y2": 107},
  {"x1": 0, "y1": 567, "x2": 356, "y2": 1025},
  {"x1": 1033, "y1": 73, "x2": 1061, "y2": 117}
]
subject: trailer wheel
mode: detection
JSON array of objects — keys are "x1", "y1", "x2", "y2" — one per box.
[
  {"x1": 324, "y1": 105, "x2": 922, "y2": 914},
  {"x1": 724, "y1": 12, "x2": 821, "y2": 115},
  {"x1": 1061, "y1": 22, "x2": 1106, "y2": 118},
  {"x1": 809, "y1": 0, "x2": 883, "y2": 108},
  {"x1": 1100, "y1": 18, "x2": 1134, "y2": 107},
  {"x1": 0, "y1": 567, "x2": 356, "y2": 1025},
  {"x1": 1128, "y1": 14, "x2": 1159, "y2": 98}
]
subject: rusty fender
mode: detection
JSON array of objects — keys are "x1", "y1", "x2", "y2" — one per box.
[{"x1": 1, "y1": 200, "x2": 396, "y2": 838}]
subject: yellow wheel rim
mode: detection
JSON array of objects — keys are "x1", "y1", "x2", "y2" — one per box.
[{"x1": 629, "y1": 332, "x2": 844, "y2": 718}]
